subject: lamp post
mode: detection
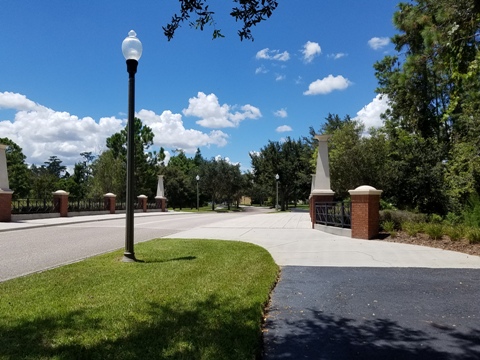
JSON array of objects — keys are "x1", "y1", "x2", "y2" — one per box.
[
  {"x1": 275, "y1": 173, "x2": 279, "y2": 210},
  {"x1": 196, "y1": 175, "x2": 200, "y2": 211},
  {"x1": 122, "y1": 30, "x2": 142, "y2": 262}
]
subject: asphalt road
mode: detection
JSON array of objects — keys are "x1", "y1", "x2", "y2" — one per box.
[
  {"x1": 263, "y1": 266, "x2": 480, "y2": 360},
  {"x1": 0, "y1": 212, "x2": 247, "y2": 282}
]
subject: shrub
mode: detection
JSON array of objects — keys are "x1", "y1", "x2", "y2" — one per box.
[
  {"x1": 444, "y1": 212, "x2": 463, "y2": 226},
  {"x1": 402, "y1": 221, "x2": 421, "y2": 236},
  {"x1": 424, "y1": 223, "x2": 444, "y2": 240},
  {"x1": 462, "y1": 195, "x2": 480, "y2": 228},
  {"x1": 380, "y1": 210, "x2": 427, "y2": 230},
  {"x1": 381, "y1": 220, "x2": 396, "y2": 233},
  {"x1": 444, "y1": 225, "x2": 464, "y2": 241},
  {"x1": 466, "y1": 228, "x2": 480, "y2": 244},
  {"x1": 429, "y1": 214, "x2": 443, "y2": 224}
]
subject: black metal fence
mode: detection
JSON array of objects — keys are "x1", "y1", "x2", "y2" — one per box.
[
  {"x1": 11, "y1": 198, "x2": 55, "y2": 214},
  {"x1": 68, "y1": 199, "x2": 105, "y2": 212},
  {"x1": 315, "y1": 201, "x2": 351, "y2": 228}
]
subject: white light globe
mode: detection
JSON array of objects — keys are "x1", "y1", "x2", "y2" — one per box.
[{"x1": 122, "y1": 30, "x2": 143, "y2": 61}]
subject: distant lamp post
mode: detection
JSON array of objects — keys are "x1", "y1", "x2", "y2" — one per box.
[
  {"x1": 275, "y1": 173, "x2": 280, "y2": 210},
  {"x1": 122, "y1": 30, "x2": 143, "y2": 262},
  {"x1": 196, "y1": 175, "x2": 200, "y2": 211}
]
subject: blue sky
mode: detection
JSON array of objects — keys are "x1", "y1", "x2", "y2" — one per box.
[{"x1": 0, "y1": 0, "x2": 398, "y2": 172}]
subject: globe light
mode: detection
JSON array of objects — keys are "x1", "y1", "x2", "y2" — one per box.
[{"x1": 122, "y1": 30, "x2": 143, "y2": 61}]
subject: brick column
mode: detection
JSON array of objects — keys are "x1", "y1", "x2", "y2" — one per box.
[
  {"x1": 104, "y1": 193, "x2": 117, "y2": 214},
  {"x1": 309, "y1": 191, "x2": 335, "y2": 228},
  {"x1": 348, "y1": 186, "x2": 382, "y2": 240},
  {"x1": 53, "y1": 190, "x2": 69, "y2": 217},
  {"x1": 137, "y1": 195, "x2": 147, "y2": 212},
  {"x1": 0, "y1": 191, "x2": 13, "y2": 222},
  {"x1": 155, "y1": 196, "x2": 167, "y2": 212}
]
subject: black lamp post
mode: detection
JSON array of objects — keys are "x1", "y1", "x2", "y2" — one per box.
[
  {"x1": 122, "y1": 30, "x2": 143, "y2": 262},
  {"x1": 196, "y1": 175, "x2": 200, "y2": 211},
  {"x1": 275, "y1": 173, "x2": 280, "y2": 210}
]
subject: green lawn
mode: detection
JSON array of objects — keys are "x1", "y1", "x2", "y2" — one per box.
[{"x1": 0, "y1": 239, "x2": 278, "y2": 360}]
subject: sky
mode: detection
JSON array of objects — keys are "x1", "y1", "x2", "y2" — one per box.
[{"x1": 0, "y1": 0, "x2": 399, "y2": 172}]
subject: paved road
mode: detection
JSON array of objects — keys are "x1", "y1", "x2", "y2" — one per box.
[{"x1": 0, "y1": 211, "x2": 249, "y2": 282}]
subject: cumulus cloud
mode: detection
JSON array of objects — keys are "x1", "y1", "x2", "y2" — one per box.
[
  {"x1": 276, "y1": 125, "x2": 292, "y2": 133},
  {"x1": 353, "y1": 94, "x2": 390, "y2": 132},
  {"x1": 302, "y1": 41, "x2": 321, "y2": 63},
  {"x1": 368, "y1": 37, "x2": 390, "y2": 50},
  {"x1": 303, "y1": 75, "x2": 352, "y2": 95},
  {"x1": 275, "y1": 74, "x2": 286, "y2": 81},
  {"x1": 0, "y1": 92, "x2": 230, "y2": 167},
  {"x1": 183, "y1": 92, "x2": 261, "y2": 128},
  {"x1": 274, "y1": 108, "x2": 288, "y2": 118},
  {"x1": 256, "y1": 48, "x2": 290, "y2": 61}
]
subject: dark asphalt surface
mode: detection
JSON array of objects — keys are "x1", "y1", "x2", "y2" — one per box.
[{"x1": 263, "y1": 267, "x2": 480, "y2": 359}]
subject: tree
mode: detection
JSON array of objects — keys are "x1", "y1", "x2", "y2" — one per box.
[
  {"x1": 89, "y1": 150, "x2": 125, "y2": 199},
  {"x1": 105, "y1": 117, "x2": 159, "y2": 199},
  {"x1": 250, "y1": 137, "x2": 313, "y2": 210},
  {"x1": 163, "y1": 0, "x2": 279, "y2": 41},
  {"x1": 0, "y1": 137, "x2": 31, "y2": 198}
]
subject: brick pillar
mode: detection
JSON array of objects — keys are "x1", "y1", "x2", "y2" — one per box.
[
  {"x1": 309, "y1": 191, "x2": 335, "y2": 228},
  {"x1": 53, "y1": 190, "x2": 69, "y2": 217},
  {"x1": 348, "y1": 186, "x2": 382, "y2": 240},
  {"x1": 137, "y1": 195, "x2": 147, "y2": 212},
  {"x1": 156, "y1": 196, "x2": 167, "y2": 212},
  {"x1": 0, "y1": 191, "x2": 13, "y2": 222},
  {"x1": 104, "y1": 193, "x2": 117, "y2": 214}
]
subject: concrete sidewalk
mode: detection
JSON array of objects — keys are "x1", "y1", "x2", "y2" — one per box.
[{"x1": 166, "y1": 212, "x2": 480, "y2": 268}]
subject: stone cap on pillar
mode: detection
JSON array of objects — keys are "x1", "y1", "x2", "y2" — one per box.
[
  {"x1": 104, "y1": 193, "x2": 117, "y2": 198},
  {"x1": 155, "y1": 195, "x2": 166, "y2": 200},
  {"x1": 137, "y1": 194, "x2": 147, "y2": 199},
  {"x1": 52, "y1": 190, "x2": 69, "y2": 196},
  {"x1": 348, "y1": 185, "x2": 382, "y2": 196},
  {"x1": 310, "y1": 189, "x2": 335, "y2": 196},
  {"x1": 0, "y1": 188, "x2": 14, "y2": 194}
]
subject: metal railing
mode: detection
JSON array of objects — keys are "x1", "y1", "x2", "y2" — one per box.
[
  {"x1": 68, "y1": 199, "x2": 105, "y2": 212},
  {"x1": 11, "y1": 198, "x2": 55, "y2": 214},
  {"x1": 315, "y1": 201, "x2": 351, "y2": 228}
]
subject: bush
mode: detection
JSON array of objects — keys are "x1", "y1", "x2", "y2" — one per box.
[
  {"x1": 444, "y1": 225, "x2": 464, "y2": 241},
  {"x1": 463, "y1": 195, "x2": 480, "y2": 228},
  {"x1": 429, "y1": 214, "x2": 443, "y2": 224},
  {"x1": 466, "y1": 228, "x2": 480, "y2": 244},
  {"x1": 380, "y1": 210, "x2": 427, "y2": 230},
  {"x1": 424, "y1": 223, "x2": 444, "y2": 240},
  {"x1": 381, "y1": 220, "x2": 396, "y2": 233},
  {"x1": 402, "y1": 221, "x2": 422, "y2": 236}
]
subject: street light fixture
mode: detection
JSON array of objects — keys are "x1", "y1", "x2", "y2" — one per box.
[
  {"x1": 196, "y1": 175, "x2": 200, "y2": 211},
  {"x1": 275, "y1": 173, "x2": 280, "y2": 210},
  {"x1": 122, "y1": 30, "x2": 143, "y2": 262}
]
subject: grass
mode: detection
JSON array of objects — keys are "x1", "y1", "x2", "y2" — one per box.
[{"x1": 0, "y1": 239, "x2": 279, "y2": 360}]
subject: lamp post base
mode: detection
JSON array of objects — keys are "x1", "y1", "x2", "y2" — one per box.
[{"x1": 122, "y1": 252, "x2": 137, "y2": 262}]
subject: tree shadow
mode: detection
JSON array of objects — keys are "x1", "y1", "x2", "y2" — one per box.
[
  {"x1": 0, "y1": 294, "x2": 263, "y2": 359},
  {"x1": 263, "y1": 309, "x2": 480, "y2": 359}
]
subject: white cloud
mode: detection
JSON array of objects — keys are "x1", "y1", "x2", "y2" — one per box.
[
  {"x1": 0, "y1": 91, "x2": 230, "y2": 168},
  {"x1": 0, "y1": 91, "x2": 41, "y2": 111},
  {"x1": 256, "y1": 48, "x2": 290, "y2": 61},
  {"x1": 255, "y1": 65, "x2": 268, "y2": 74},
  {"x1": 183, "y1": 92, "x2": 261, "y2": 128},
  {"x1": 303, "y1": 75, "x2": 352, "y2": 95},
  {"x1": 368, "y1": 37, "x2": 390, "y2": 50},
  {"x1": 275, "y1": 74, "x2": 286, "y2": 81},
  {"x1": 137, "y1": 109, "x2": 229, "y2": 152},
  {"x1": 302, "y1": 41, "x2": 321, "y2": 63},
  {"x1": 274, "y1": 108, "x2": 288, "y2": 118},
  {"x1": 328, "y1": 53, "x2": 347, "y2": 60},
  {"x1": 276, "y1": 125, "x2": 292, "y2": 133},
  {"x1": 353, "y1": 94, "x2": 390, "y2": 132}
]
